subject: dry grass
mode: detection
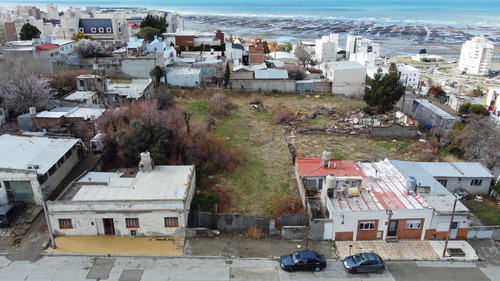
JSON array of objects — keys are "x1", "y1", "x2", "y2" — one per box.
[{"x1": 245, "y1": 226, "x2": 264, "y2": 240}]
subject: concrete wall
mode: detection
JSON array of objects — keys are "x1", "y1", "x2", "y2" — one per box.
[
  {"x1": 122, "y1": 54, "x2": 163, "y2": 78},
  {"x1": 309, "y1": 219, "x2": 328, "y2": 240},
  {"x1": 231, "y1": 79, "x2": 296, "y2": 93},
  {"x1": 188, "y1": 212, "x2": 270, "y2": 234},
  {"x1": 331, "y1": 67, "x2": 366, "y2": 96},
  {"x1": 371, "y1": 122, "x2": 419, "y2": 139},
  {"x1": 467, "y1": 226, "x2": 500, "y2": 239},
  {"x1": 281, "y1": 226, "x2": 307, "y2": 240}
]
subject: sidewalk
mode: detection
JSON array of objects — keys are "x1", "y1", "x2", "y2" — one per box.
[{"x1": 45, "y1": 236, "x2": 184, "y2": 256}]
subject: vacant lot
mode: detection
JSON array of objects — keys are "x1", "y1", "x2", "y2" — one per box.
[
  {"x1": 463, "y1": 197, "x2": 500, "y2": 226},
  {"x1": 173, "y1": 88, "x2": 438, "y2": 217}
]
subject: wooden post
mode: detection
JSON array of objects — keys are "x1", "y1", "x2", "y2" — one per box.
[{"x1": 442, "y1": 198, "x2": 458, "y2": 258}]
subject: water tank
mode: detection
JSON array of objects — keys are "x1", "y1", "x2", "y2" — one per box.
[
  {"x1": 341, "y1": 183, "x2": 349, "y2": 192},
  {"x1": 140, "y1": 152, "x2": 152, "y2": 165},
  {"x1": 29, "y1": 107, "x2": 36, "y2": 115},
  {"x1": 322, "y1": 150, "x2": 331, "y2": 167},
  {"x1": 325, "y1": 174, "x2": 337, "y2": 190},
  {"x1": 348, "y1": 188, "x2": 359, "y2": 197},
  {"x1": 406, "y1": 176, "x2": 417, "y2": 191}
]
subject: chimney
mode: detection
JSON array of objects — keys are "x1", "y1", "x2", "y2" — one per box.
[
  {"x1": 29, "y1": 107, "x2": 36, "y2": 116},
  {"x1": 139, "y1": 151, "x2": 154, "y2": 171},
  {"x1": 321, "y1": 150, "x2": 331, "y2": 167}
]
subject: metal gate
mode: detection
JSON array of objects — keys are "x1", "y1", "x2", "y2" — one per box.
[{"x1": 5, "y1": 181, "x2": 35, "y2": 204}]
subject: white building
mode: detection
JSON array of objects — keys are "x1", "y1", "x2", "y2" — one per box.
[
  {"x1": 322, "y1": 61, "x2": 366, "y2": 97},
  {"x1": 167, "y1": 68, "x2": 202, "y2": 87},
  {"x1": 46, "y1": 153, "x2": 196, "y2": 237},
  {"x1": 345, "y1": 35, "x2": 363, "y2": 60},
  {"x1": 484, "y1": 87, "x2": 500, "y2": 116},
  {"x1": 349, "y1": 38, "x2": 380, "y2": 67},
  {"x1": 397, "y1": 64, "x2": 420, "y2": 88},
  {"x1": 166, "y1": 12, "x2": 184, "y2": 33},
  {"x1": 458, "y1": 36, "x2": 494, "y2": 76},
  {"x1": 411, "y1": 49, "x2": 443, "y2": 62},
  {"x1": 0, "y1": 134, "x2": 80, "y2": 205},
  {"x1": 46, "y1": 4, "x2": 59, "y2": 20},
  {"x1": 46, "y1": 37, "x2": 75, "y2": 55},
  {"x1": 315, "y1": 33, "x2": 338, "y2": 63}
]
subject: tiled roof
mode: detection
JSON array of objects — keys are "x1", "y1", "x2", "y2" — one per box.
[{"x1": 36, "y1": 43, "x2": 59, "y2": 51}]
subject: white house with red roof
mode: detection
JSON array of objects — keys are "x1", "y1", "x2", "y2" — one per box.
[
  {"x1": 34, "y1": 43, "x2": 60, "y2": 59},
  {"x1": 295, "y1": 151, "x2": 472, "y2": 241}
]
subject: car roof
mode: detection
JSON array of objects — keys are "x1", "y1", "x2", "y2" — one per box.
[
  {"x1": 297, "y1": 250, "x2": 321, "y2": 259},
  {"x1": 0, "y1": 203, "x2": 17, "y2": 213},
  {"x1": 361, "y1": 253, "x2": 381, "y2": 261}
]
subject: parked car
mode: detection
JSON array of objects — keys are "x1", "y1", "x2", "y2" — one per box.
[
  {"x1": 0, "y1": 202, "x2": 26, "y2": 227},
  {"x1": 343, "y1": 252, "x2": 385, "y2": 274},
  {"x1": 280, "y1": 250, "x2": 327, "y2": 272}
]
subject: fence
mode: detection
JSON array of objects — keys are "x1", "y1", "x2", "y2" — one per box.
[
  {"x1": 467, "y1": 225, "x2": 500, "y2": 239},
  {"x1": 188, "y1": 212, "x2": 270, "y2": 234}
]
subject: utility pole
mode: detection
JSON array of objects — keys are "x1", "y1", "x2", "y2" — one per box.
[
  {"x1": 401, "y1": 75, "x2": 408, "y2": 112},
  {"x1": 442, "y1": 198, "x2": 457, "y2": 258},
  {"x1": 39, "y1": 183, "x2": 56, "y2": 249},
  {"x1": 456, "y1": 84, "x2": 463, "y2": 113},
  {"x1": 305, "y1": 198, "x2": 309, "y2": 250}
]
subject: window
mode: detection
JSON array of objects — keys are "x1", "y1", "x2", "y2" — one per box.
[
  {"x1": 471, "y1": 179, "x2": 482, "y2": 186},
  {"x1": 305, "y1": 179, "x2": 316, "y2": 187},
  {"x1": 98, "y1": 27, "x2": 104, "y2": 33},
  {"x1": 126, "y1": 218, "x2": 140, "y2": 228},
  {"x1": 59, "y1": 219, "x2": 73, "y2": 229},
  {"x1": 437, "y1": 180, "x2": 447, "y2": 187},
  {"x1": 405, "y1": 220, "x2": 421, "y2": 229},
  {"x1": 118, "y1": 27, "x2": 122, "y2": 33},
  {"x1": 91, "y1": 27, "x2": 96, "y2": 33},
  {"x1": 48, "y1": 164, "x2": 57, "y2": 176},
  {"x1": 79, "y1": 80, "x2": 85, "y2": 87},
  {"x1": 56, "y1": 156, "x2": 65, "y2": 167},
  {"x1": 106, "y1": 27, "x2": 112, "y2": 33},
  {"x1": 78, "y1": 27, "x2": 84, "y2": 33},
  {"x1": 359, "y1": 221, "x2": 376, "y2": 230},
  {"x1": 164, "y1": 217, "x2": 178, "y2": 227}
]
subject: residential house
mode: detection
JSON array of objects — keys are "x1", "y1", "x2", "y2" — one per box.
[
  {"x1": 103, "y1": 78, "x2": 154, "y2": 105},
  {"x1": 126, "y1": 36, "x2": 147, "y2": 55},
  {"x1": 397, "y1": 64, "x2": 420, "y2": 88},
  {"x1": 0, "y1": 134, "x2": 80, "y2": 205},
  {"x1": 167, "y1": 68, "x2": 202, "y2": 87},
  {"x1": 268, "y1": 51, "x2": 299, "y2": 65},
  {"x1": 122, "y1": 52, "x2": 164, "y2": 79},
  {"x1": 46, "y1": 152, "x2": 196, "y2": 237},
  {"x1": 411, "y1": 49, "x2": 443, "y2": 62},
  {"x1": 61, "y1": 91, "x2": 99, "y2": 107},
  {"x1": 248, "y1": 39, "x2": 265, "y2": 65},
  {"x1": 321, "y1": 61, "x2": 366, "y2": 96}
]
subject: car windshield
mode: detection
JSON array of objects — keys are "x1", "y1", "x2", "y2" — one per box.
[
  {"x1": 292, "y1": 252, "x2": 301, "y2": 263},
  {"x1": 352, "y1": 253, "x2": 365, "y2": 264}
]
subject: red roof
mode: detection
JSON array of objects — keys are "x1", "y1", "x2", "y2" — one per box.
[
  {"x1": 296, "y1": 157, "x2": 365, "y2": 178},
  {"x1": 36, "y1": 43, "x2": 59, "y2": 51}
]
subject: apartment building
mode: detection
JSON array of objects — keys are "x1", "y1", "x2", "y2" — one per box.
[
  {"x1": 458, "y1": 36, "x2": 494, "y2": 76},
  {"x1": 315, "y1": 33, "x2": 338, "y2": 63}
]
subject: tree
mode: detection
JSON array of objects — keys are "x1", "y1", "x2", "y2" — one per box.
[
  {"x1": 77, "y1": 39, "x2": 110, "y2": 58},
  {"x1": 294, "y1": 45, "x2": 310, "y2": 67},
  {"x1": 140, "y1": 14, "x2": 167, "y2": 32},
  {"x1": 282, "y1": 65, "x2": 305, "y2": 80},
  {"x1": 458, "y1": 102, "x2": 490, "y2": 116},
  {"x1": 135, "y1": 26, "x2": 163, "y2": 41},
  {"x1": 19, "y1": 23, "x2": 41, "y2": 40},
  {"x1": 277, "y1": 42, "x2": 293, "y2": 52},
  {"x1": 262, "y1": 41, "x2": 270, "y2": 54},
  {"x1": 223, "y1": 63, "x2": 230, "y2": 88},
  {"x1": 364, "y1": 63, "x2": 405, "y2": 114},
  {"x1": 428, "y1": 84, "x2": 446, "y2": 99},
  {"x1": 71, "y1": 32, "x2": 94, "y2": 42},
  {"x1": 0, "y1": 61, "x2": 55, "y2": 114}
]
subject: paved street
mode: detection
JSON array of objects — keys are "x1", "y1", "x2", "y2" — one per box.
[{"x1": 0, "y1": 255, "x2": 497, "y2": 281}]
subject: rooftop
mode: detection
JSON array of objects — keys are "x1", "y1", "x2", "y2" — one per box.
[
  {"x1": 296, "y1": 158, "x2": 365, "y2": 178},
  {"x1": 36, "y1": 107, "x2": 106, "y2": 120},
  {"x1": 328, "y1": 61, "x2": 366, "y2": 71},
  {"x1": 107, "y1": 79, "x2": 152, "y2": 99},
  {"x1": 254, "y1": 69, "x2": 289, "y2": 79},
  {"x1": 62, "y1": 166, "x2": 194, "y2": 202},
  {"x1": 35, "y1": 43, "x2": 59, "y2": 51},
  {"x1": 413, "y1": 99, "x2": 458, "y2": 120},
  {"x1": 0, "y1": 134, "x2": 79, "y2": 175},
  {"x1": 63, "y1": 91, "x2": 97, "y2": 101},
  {"x1": 419, "y1": 162, "x2": 492, "y2": 178},
  {"x1": 167, "y1": 68, "x2": 202, "y2": 75}
]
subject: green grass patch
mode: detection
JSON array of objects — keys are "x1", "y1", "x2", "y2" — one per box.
[
  {"x1": 470, "y1": 198, "x2": 500, "y2": 225},
  {"x1": 304, "y1": 116, "x2": 332, "y2": 128},
  {"x1": 438, "y1": 68, "x2": 450, "y2": 74},
  {"x1": 110, "y1": 78, "x2": 133, "y2": 84}
]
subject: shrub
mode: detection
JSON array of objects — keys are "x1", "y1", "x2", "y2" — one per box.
[
  {"x1": 363, "y1": 106, "x2": 374, "y2": 115},
  {"x1": 458, "y1": 102, "x2": 471, "y2": 115},
  {"x1": 271, "y1": 194, "x2": 305, "y2": 220},
  {"x1": 207, "y1": 93, "x2": 237, "y2": 117},
  {"x1": 271, "y1": 101, "x2": 295, "y2": 125},
  {"x1": 468, "y1": 104, "x2": 490, "y2": 116},
  {"x1": 245, "y1": 226, "x2": 263, "y2": 240}
]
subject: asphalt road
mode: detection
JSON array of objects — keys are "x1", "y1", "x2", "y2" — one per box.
[{"x1": 0, "y1": 256, "x2": 497, "y2": 281}]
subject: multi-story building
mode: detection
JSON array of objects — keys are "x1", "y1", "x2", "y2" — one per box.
[
  {"x1": 166, "y1": 12, "x2": 184, "y2": 33},
  {"x1": 16, "y1": 6, "x2": 41, "y2": 20},
  {"x1": 315, "y1": 33, "x2": 338, "y2": 63},
  {"x1": 46, "y1": 4, "x2": 59, "y2": 20},
  {"x1": 348, "y1": 38, "x2": 380, "y2": 67},
  {"x1": 397, "y1": 64, "x2": 420, "y2": 88},
  {"x1": 458, "y1": 36, "x2": 494, "y2": 76},
  {"x1": 345, "y1": 34, "x2": 363, "y2": 60}
]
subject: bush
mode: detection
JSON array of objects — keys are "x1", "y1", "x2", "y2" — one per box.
[
  {"x1": 468, "y1": 104, "x2": 490, "y2": 116},
  {"x1": 207, "y1": 93, "x2": 237, "y2": 117},
  {"x1": 363, "y1": 106, "x2": 374, "y2": 115},
  {"x1": 245, "y1": 226, "x2": 263, "y2": 240},
  {"x1": 458, "y1": 102, "x2": 471, "y2": 115},
  {"x1": 271, "y1": 101, "x2": 295, "y2": 125},
  {"x1": 271, "y1": 193, "x2": 305, "y2": 220}
]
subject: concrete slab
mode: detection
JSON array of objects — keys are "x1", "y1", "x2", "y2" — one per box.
[
  {"x1": 119, "y1": 270, "x2": 144, "y2": 281},
  {"x1": 230, "y1": 267, "x2": 278, "y2": 281},
  {"x1": 45, "y1": 236, "x2": 184, "y2": 256},
  {"x1": 428, "y1": 240, "x2": 478, "y2": 261},
  {"x1": 86, "y1": 258, "x2": 114, "y2": 279},
  {"x1": 387, "y1": 261, "x2": 489, "y2": 281},
  {"x1": 468, "y1": 239, "x2": 500, "y2": 265},
  {"x1": 336, "y1": 240, "x2": 438, "y2": 260}
]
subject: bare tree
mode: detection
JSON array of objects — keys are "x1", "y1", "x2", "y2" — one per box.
[
  {"x1": 77, "y1": 39, "x2": 110, "y2": 58},
  {"x1": 0, "y1": 61, "x2": 56, "y2": 114},
  {"x1": 294, "y1": 45, "x2": 310, "y2": 67},
  {"x1": 452, "y1": 115, "x2": 500, "y2": 169}
]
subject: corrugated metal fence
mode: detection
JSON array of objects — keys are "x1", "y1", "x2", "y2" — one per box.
[{"x1": 467, "y1": 226, "x2": 500, "y2": 239}]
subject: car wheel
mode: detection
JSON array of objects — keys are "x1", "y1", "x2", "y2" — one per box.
[
  {"x1": 376, "y1": 268, "x2": 383, "y2": 274},
  {"x1": 314, "y1": 267, "x2": 321, "y2": 272},
  {"x1": 350, "y1": 269, "x2": 357, "y2": 274},
  {"x1": 286, "y1": 268, "x2": 294, "y2": 273}
]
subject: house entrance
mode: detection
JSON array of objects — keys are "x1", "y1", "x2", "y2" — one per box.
[
  {"x1": 103, "y1": 218, "x2": 115, "y2": 235},
  {"x1": 388, "y1": 220, "x2": 398, "y2": 236},
  {"x1": 450, "y1": 222, "x2": 460, "y2": 239}
]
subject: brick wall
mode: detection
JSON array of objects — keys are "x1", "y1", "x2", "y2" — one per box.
[
  {"x1": 393, "y1": 218, "x2": 424, "y2": 239},
  {"x1": 425, "y1": 228, "x2": 469, "y2": 240},
  {"x1": 357, "y1": 220, "x2": 379, "y2": 240}
]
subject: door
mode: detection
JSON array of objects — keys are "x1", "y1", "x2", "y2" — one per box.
[
  {"x1": 103, "y1": 218, "x2": 115, "y2": 235},
  {"x1": 388, "y1": 220, "x2": 398, "y2": 236},
  {"x1": 5, "y1": 181, "x2": 35, "y2": 204},
  {"x1": 450, "y1": 222, "x2": 460, "y2": 239}
]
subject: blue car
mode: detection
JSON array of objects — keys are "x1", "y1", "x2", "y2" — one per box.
[
  {"x1": 280, "y1": 250, "x2": 326, "y2": 272},
  {"x1": 343, "y1": 252, "x2": 385, "y2": 274}
]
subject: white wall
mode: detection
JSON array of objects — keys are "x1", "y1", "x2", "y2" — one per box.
[
  {"x1": 122, "y1": 54, "x2": 163, "y2": 78},
  {"x1": 331, "y1": 67, "x2": 366, "y2": 96},
  {"x1": 167, "y1": 71, "x2": 202, "y2": 87},
  {"x1": 434, "y1": 176, "x2": 491, "y2": 194}
]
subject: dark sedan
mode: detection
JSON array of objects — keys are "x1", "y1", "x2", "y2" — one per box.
[
  {"x1": 343, "y1": 252, "x2": 385, "y2": 274},
  {"x1": 280, "y1": 250, "x2": 326, "y2": 272}
]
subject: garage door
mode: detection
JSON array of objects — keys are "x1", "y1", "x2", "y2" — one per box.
[{"x1": 5, "y1": 181, "x2": 35, "y2": 204}]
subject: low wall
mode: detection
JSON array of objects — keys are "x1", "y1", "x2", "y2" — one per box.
[
  {"x1": 371, "y1": 122, "x2": 419, "y2": 139},
  {"x1": 231, "y1": 79, "x2": 296, "y2": 93},
  {"x1": 188, "y1": 212, "x2": 270, "y2": 234},
  {"x1": 467, "y1": 225, "x2": 500, "y2": 239},
  {"x1": 281, "y1": 226, "x2": 307, "y2": 240}
]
